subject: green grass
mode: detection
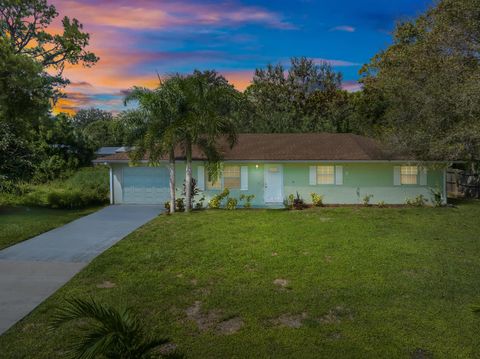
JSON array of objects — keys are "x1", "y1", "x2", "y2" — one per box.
[
  {"x1": 2, "y1": 202, "x2": 480, "y2": 358},
  {"x1": 0, "y1": 206, "x2": 100, "y2": 250}
]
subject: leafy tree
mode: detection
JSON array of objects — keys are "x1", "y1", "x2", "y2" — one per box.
[
  {"x1": 243, "y1": 57, "x2": 350, "y2": 133},
  {"x1": 360, "y1": 0, "x2": 480, "y2": 161},
  {"x1": 50, "y1": 298, "x2": 172, "y2": 359},
  {"x1": 73, "y1": 108, "x2": 113, "y2": 128},
  {"x1": 0, "y1": 0, "x2": 98, "y2": 102},
  {"x1": 0, "y1": 39, "x2": 52, "y2": 135}
]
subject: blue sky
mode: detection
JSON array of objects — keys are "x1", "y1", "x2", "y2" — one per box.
[{"x1": 52, "y1": 0, "x2": 432, "y2": 113}]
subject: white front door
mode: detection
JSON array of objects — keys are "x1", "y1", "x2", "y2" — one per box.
[{"x1": 264, "y1": 164, "x2": 283, "y2": 203}]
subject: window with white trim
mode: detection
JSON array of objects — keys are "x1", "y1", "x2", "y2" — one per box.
[
  {"x1": 223, "y1": 165, "x2": 241, "y2": 189},
  {"x1": 317, "y1": 166, "x2": 335, "y2": 185},
  {"x1": 400, "y1": 166, "x2": 418, "y2": 185},
  {"x1": 206, "y1": 175, "x2": 221, "y2": 190}
]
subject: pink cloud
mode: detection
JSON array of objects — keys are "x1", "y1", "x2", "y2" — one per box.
[
  {"x1": 330, "y1": 25, "x2": 356, "y2": 32},
  {"x1": 313, "y1": 58, "x2": 361, "y2": 67},
  {"x1": 342, "y1": 81, "x2": 363, "y2": 92},
  {"x1": 52, "y1": 0, "x2": 294, "y2": 30}
]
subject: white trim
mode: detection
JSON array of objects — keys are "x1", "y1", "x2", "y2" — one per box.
[
  {"x1": 197, "y1": 166, "x2": 205, "y2": 191},
  {"x1": 109, "y1": 166, "x2": 113, "y2": 204},
  {"x1": 335, "y1": 165, "x2": 343, "y2": 185},
  {"x1": 309, "y1": 166, "x2": 317, "y2": 185},
  {"x1": 264, "y1": 164, "x2": 284, "y2": 203},
  {"x1": 240, "y1": 166, "x2": 248, "y2": 190}
]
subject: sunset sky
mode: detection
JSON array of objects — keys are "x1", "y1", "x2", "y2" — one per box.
[{"x1": 51, "y1": 0, "x2": 431, "y2": 114}]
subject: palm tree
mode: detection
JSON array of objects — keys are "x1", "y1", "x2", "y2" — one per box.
[
  {"x1": 124, "y1": 78, "x2": 184, "y2": 213},
  {"x1": 50, "y1": 297, "x2": 171, "y2": 359},
  {"x1": 176, "y1": 70, "x2": 239, "y2": 212}
]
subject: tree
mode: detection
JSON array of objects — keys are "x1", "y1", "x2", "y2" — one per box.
[
  {"x1": 0, "y1": 0, "x2": 98, "y2": 102},
  {"x1": 124, "y1": 78, "x2": 185, "y2": 214},
  {"x1": 243, "y1": 57, "x2": 349, "y2": 133},
  {"x1": 0, "y1": 38, "x2": 52, "y2": 135},
  {"x1": 360, "y1": 0, "x2": 480, "y2": 161},
  {"x1": 176, "y1": 70, "x2": 239, "y2": 212},
  {"x1": 50, "y1": 298, "x2": 171, "y2": 359},
  {"x1": 73, "y1": 108, "x2": 113, "y2": 128}
]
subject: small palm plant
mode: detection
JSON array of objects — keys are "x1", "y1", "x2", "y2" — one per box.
[{"x1": 50, "y1": 298, "x2": 173, "y2": 359}]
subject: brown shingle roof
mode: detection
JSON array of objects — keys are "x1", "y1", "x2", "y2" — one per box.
[{"x1": 94, "y1": 133, "x2": 403, "y2": 162}]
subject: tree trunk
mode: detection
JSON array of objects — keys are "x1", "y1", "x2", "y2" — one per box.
[
  {"x1": 168, "y1": 147, "x2": 176, "y2": 214},
  {"x1": 185, "y1": 140, "x2": 193, "y2": 212}
]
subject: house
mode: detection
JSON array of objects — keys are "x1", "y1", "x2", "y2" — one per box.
[{"x1": 93, "y1": 133, "x2": 448, "y2": 206}]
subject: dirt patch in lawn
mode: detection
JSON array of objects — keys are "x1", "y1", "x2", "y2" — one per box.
[
  {"x1": 272, "y1": 313, "x2": 308, "y2": 328},
  {"x1": 273, "y1": 278, "x2": 289, "y2": 288},
  {"x1": 185, "y1": 301, "x2": 221, "y2": 331},
  {"x1": 96, "y1": 281, "x2": 116, "y2": 289},
  {"x1": 216, "y1": 317, "x2": 244, "y2": 335},
  {"x1": 318, "y1": 306, "x2": 353, "y2": 324}
]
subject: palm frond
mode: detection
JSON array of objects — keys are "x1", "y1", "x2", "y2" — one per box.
[{"x1": 50, "y1": 298, "x2": 170, "y2": 359}]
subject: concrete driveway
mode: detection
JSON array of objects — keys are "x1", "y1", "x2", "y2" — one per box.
[{"x1": 0, "y1": 205, "x2": 163, "y2": 335}]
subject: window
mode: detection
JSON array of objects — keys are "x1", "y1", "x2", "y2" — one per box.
[
  {"x1": 317, "y1": 166, "x2": 335, "y2": 185},
  {"x1": 401, "y1": 166, "x2": 418, "y2": 185},
  {"x1": 206, "y1": 175, "x2": 221, "y2": 190},
  {"x1": 223, "y1": 165, "x2": 241, "y2": 189}
]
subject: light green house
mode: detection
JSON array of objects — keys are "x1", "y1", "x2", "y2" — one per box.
[{"x1": 95, "y1": 133, "x2": 448, "y2": 206}]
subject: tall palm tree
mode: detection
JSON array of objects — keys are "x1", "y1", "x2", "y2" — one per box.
[
  {"x1": 50, "y1": 298, "x2": 171, "y2": 359},
  {"x1": 176, "y1": 70, "x2": 240, "y2": 212},
  {"x1": 124, "y1": 78, "x2": 184, "y2": 213}
]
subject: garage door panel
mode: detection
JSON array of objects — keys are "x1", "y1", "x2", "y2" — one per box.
[{"x1": 122, "y1": 167, "x2": 169, "y2": 204}]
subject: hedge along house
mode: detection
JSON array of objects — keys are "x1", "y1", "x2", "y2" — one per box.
[{"x1": 94, "y1": 133, "x2": 448, "y2": 207}]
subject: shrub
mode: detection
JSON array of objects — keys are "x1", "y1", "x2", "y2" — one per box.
[
  {"x1": 363, "y1": 194, "x2": 374, "y2": 206},
  {"x1": 239, "y1": 194, "x2": 255, "y2": 208},
  {"x1": 164, "y1": 201, "x2": 171, "y2": 211},
  {"x1": 310, "y1": 192, "x2": 324, "y2": 207},
  {"x1": 195, "y1": 195, "x2": 206, "y2": 210},
  {"x1": 226, "y1": 197, "x2": 238, "y2": 210},
  {"x1": 284, "y1": 192, "x2": 305, "y2": 210},
  {"x1": 406, "y1": 195, "x2": 427, "y2": 207},
  {"x1": 430, "y1": 187, "x2": 443, "y2": 207},
  {"x1": 377, "y1": 200, "x2": 386, "y2": 208},
  {"x1": 208, "y1": 188, "x2": 230, "y2": 209},
  {"x1": 175, "y1": 198, "x2": 185, "y2": 212}
]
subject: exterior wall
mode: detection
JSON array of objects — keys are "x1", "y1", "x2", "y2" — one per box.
[
  {"x1": 283, "y1": 163, "x2": 445, "y2": 205},
  {"x1": 109, "y1": 162, "x2": 447, "y2": 206}
]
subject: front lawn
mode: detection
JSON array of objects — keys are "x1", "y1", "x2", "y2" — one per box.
[
  {"x1": 1, "y1": 202, "x2": 480, "y2": 358},
  {"x1": 0, "y1": 206, "x2": 100, "y2": 250}
]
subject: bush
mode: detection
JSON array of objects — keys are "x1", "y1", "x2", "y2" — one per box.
[
  {"x1": 239, "y1": 194, "x2": 255, "y2": 208},
  {"x1": 226, "y1": 197, "x2": 238, "y2": 210},
  {"x1": 175, "y1": 198, "x2": 185, "y2": 212},
  {"x1": 284, "y1": 192, "x2": 306, "y2": 210},
  {"x1": 406, "y1": 195, "x2": 427, "y2": 207},
  {"x1": 430, "y1": 187, "x2": 443, "y2": 207},
  {"x1": 208, "y1": 188, "x2": 230, "y2": 209},
  {"x1": 310, "y1": 192, "x2": 324, "y2": 207},
  {"x1": 377, "y1": 200, "x2": 386, "y2": 208},
  {"x1": 363, "y1": 194, "x2": 374, "y2": 206},
  {"x1": 1, "y1": 167, "x2": 109, "y2": 209}
]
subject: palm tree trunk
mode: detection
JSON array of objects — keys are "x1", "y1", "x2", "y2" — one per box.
[
  {"x1": 168, "y1": 147, "x2": 176, "y2": 214},
  {"x1": 185, "y1": 140, "x2": 193, "y2": 212}
]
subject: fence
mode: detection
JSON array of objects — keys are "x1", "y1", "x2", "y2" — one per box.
[{"x1": 447, "y1": 169, "x2": 480, "y2": 198}]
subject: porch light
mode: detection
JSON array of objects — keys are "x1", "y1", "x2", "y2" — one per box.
[{"x1": 255, "y1": 164, "x2": 259, "y2": 168}]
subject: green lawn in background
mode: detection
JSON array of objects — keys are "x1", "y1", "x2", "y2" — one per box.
[
  {"x1": 0, "y1": 206, "x2": 100, "y2": 250},
  {"x1": 1, "y1": 202, "x2": 480, "y2": 358}
]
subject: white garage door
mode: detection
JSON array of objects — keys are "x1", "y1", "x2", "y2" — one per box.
[{"x1": 122, "y1": 167, "x2": 169, "y2": 204}]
